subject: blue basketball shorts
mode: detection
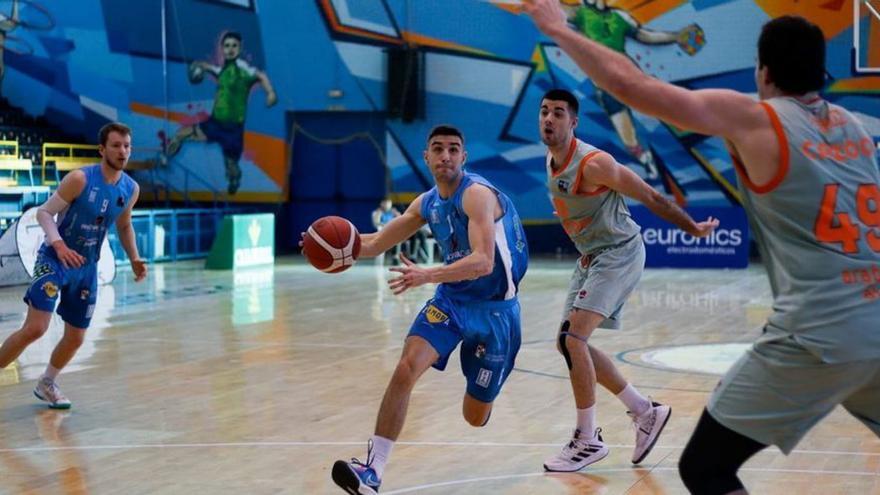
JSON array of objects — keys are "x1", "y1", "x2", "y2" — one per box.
[
  {"x1": 24, "y1": 250, "x2": 98, "y2": 329},
  {"x1": 407, "y1": 294, "x2": 521, "y2": 403}
]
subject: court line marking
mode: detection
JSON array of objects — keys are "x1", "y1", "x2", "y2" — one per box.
[
  {"x1": 1, "y1": 440, "x2": 877, "y2": 457},
  {"x1": 381, "y1": 466, "x2": 880, "y2": 494}
]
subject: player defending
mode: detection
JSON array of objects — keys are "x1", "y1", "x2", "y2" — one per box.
[
  {"x1": 0, "y1": 122, "x2": 147, "y2": 409},
  {"x1": 539, "y1": 89, "x2": 718, "y2": 471},
  {"x1": 324, "y1": 125, "x2": 528, "y2": 494},
  {"x1": 526, "y1": 2, "x2": 880, "y2": 493}
]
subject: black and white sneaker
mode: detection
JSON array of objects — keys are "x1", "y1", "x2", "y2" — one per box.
[
  {"x1": 628, "y1": 401, "x2": 671, "y2": 464},
  {"x1": 543, "y1": 428, "x2": 609, "y2": 472}
]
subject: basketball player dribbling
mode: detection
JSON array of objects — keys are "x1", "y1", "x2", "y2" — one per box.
[
  {"x1": 321, "y1": 125, "x2": 529, "y2": 495},
  {"x1": 525, "y1": 1, "x2": 880, "y2": 493}
]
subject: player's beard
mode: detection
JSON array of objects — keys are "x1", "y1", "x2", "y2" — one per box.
[{"x1": 106, "y1": 157, "x2": 127, "y2": 171}]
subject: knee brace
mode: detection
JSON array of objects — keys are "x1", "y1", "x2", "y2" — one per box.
[{"x1": 557, "y1": 321, "x2": 588, "y2": 370}]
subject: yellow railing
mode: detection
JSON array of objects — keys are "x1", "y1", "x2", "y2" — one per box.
[
  {"x1": 0, "y1": 139, "x2": 19, "y2": 160},
  {"x1": 41, "y1": 142, "x2": 100, "y2": 184},
  {"x1": 0, "y1": 140, "x2": 31, "y2": 186}
]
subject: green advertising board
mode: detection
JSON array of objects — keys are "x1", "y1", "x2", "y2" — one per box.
[{"x1": 205, "y1": 213, "x2": 275, "y2": 270}]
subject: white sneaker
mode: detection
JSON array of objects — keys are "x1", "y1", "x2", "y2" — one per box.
[
  {"x1": 543, "y1": 428, "x2": 609, "y2": 472},
  {"x1": 33, "y1": 376, "x2": 71, "y2": 410},
  {"x1": 628, "y1": 401, "x2": 671, "y2": 464}
]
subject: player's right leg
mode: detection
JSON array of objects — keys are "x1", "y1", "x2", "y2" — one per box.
[
  {"x1": 544, "y1": 307, "x2": 610, "y2": 472},
  {"x1": 0, "y1": 252, "x2": 61, "y2": 369},
  {"x1": 0, "y1": 303, "x2": 53, "y2": 369}
]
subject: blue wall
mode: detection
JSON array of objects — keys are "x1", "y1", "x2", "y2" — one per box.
[{"x1": 2, "y1": 1, "x2": 878, "y2": 253}]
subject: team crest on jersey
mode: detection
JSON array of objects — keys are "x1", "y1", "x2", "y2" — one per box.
[
  {"x1": 42, "y1": 281, "x2": 58, "y2": 298},
  {"x1": 557, "y1": 178, "x2": 571, "y2": 194},
  {"x1": 424, "y1": 304, "x2": 448, "y2": 324},
  {"x1": 80, "y1": 289, "x2": 90, "y2": 300},
  {"x1": 430, "y1": 208, "x2": 440, "y2": 225},
  {"x1": 117, "y1": 196, "x2": 125, "y2": 207}
]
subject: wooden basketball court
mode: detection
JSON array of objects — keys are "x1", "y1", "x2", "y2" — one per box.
[{"x1": 0, "y1": 258, "x2": 877, "y2": 494}]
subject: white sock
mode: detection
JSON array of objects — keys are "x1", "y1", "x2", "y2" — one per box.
[
  {"x1": 576, "y1": 405, "x2": 596, "y2": 436},
  {"x1": 617, "y1": 383, "x2": 651, "y2": 416},
  {"x1": 43, "y1": 365, "x2": 60, "y2": 381},
  {"x1": 369, "y1": 435, "x2": 394, "y2": 479}
]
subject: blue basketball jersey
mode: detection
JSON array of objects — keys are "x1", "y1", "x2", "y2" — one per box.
[
  {"x1": 52, "y1": 164, "x2": 137, "y2": 264},
  {"x1": 421, "y1": 173, "x2": 528, "y2": 302}
]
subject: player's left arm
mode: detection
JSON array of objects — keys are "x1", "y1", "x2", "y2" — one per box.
[
  {"x1": 525, "y1": 0, "x2": 761, "y2": 141},
  {"x1": 388, "y1": 185, "x2": 497, "y2": 295},
  {"x1": 256, "y1": 69, "x2": 277, "y2": 107},
  {"x1": 585, "y1": 152, "x2": 718, "y2": 237},
  {"x1": 115, "y1": 183, "x2": 147, "y2": 282}
]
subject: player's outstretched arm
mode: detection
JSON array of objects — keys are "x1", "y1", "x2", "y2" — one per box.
[
  {"x1": 524, "y1": 0, "x2": 762, "y2": 141},
  {"x1": 359, "y1": 195, "x2": 427, "y2": 258},
  {"x1": 586, "y1": 152, "x2": 719, "y2": 237},
  {"x1": 116, "y1": 184, "x2": 147, "y2": 282}
]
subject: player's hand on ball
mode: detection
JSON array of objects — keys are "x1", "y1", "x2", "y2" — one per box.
[{"x1": 388, "y1": 253, "x2": 431, "y2": 295}]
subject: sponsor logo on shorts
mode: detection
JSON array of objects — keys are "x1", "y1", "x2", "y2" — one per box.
[
  {"x1": 42, "y1": 281, "x2": 58, "y2": 298},
  {"x1": 424, "y1": 304, "x2": 448, "y2": 324},
  {"x1": 476, "y1": 368, "x2": 493, "y2": 388},
  {"x1": 577, "y1": 290, "x2": 588, "y2": 299},
  {"x1": 86, "y1": 304, "x2": 95, "y2": 319}
]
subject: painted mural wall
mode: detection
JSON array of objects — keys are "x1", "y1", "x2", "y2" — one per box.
[{"x1": 1, "y1": 0, "x2": 878, "y2": 213}]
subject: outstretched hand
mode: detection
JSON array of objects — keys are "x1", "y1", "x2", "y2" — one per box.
[
  {"x1": 388, "y1": 253, "x2": 432, "y2": 295},
  {"x1": 690, "y1": 216, "x2": 720, "y2": 238},
  {"x1": 522, "y1": 0, "x2": 569, "y2": 36}
]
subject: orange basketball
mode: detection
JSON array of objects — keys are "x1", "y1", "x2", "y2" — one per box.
[{"x1": 302, "y1": 216, "x2": 361, "y2": 273}]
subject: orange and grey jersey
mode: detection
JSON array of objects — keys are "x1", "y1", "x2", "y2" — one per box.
[
  {"x1": 546, "y1": 138, "x2": 640, "y2": 255},
  {"x1": 732, "y1": 96, "x2": 880, "y2": 363}
]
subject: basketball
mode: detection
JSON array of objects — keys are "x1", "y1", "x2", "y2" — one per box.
[{"x1": 302, "y1": 216, "x2": 361, "y2": 273}]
